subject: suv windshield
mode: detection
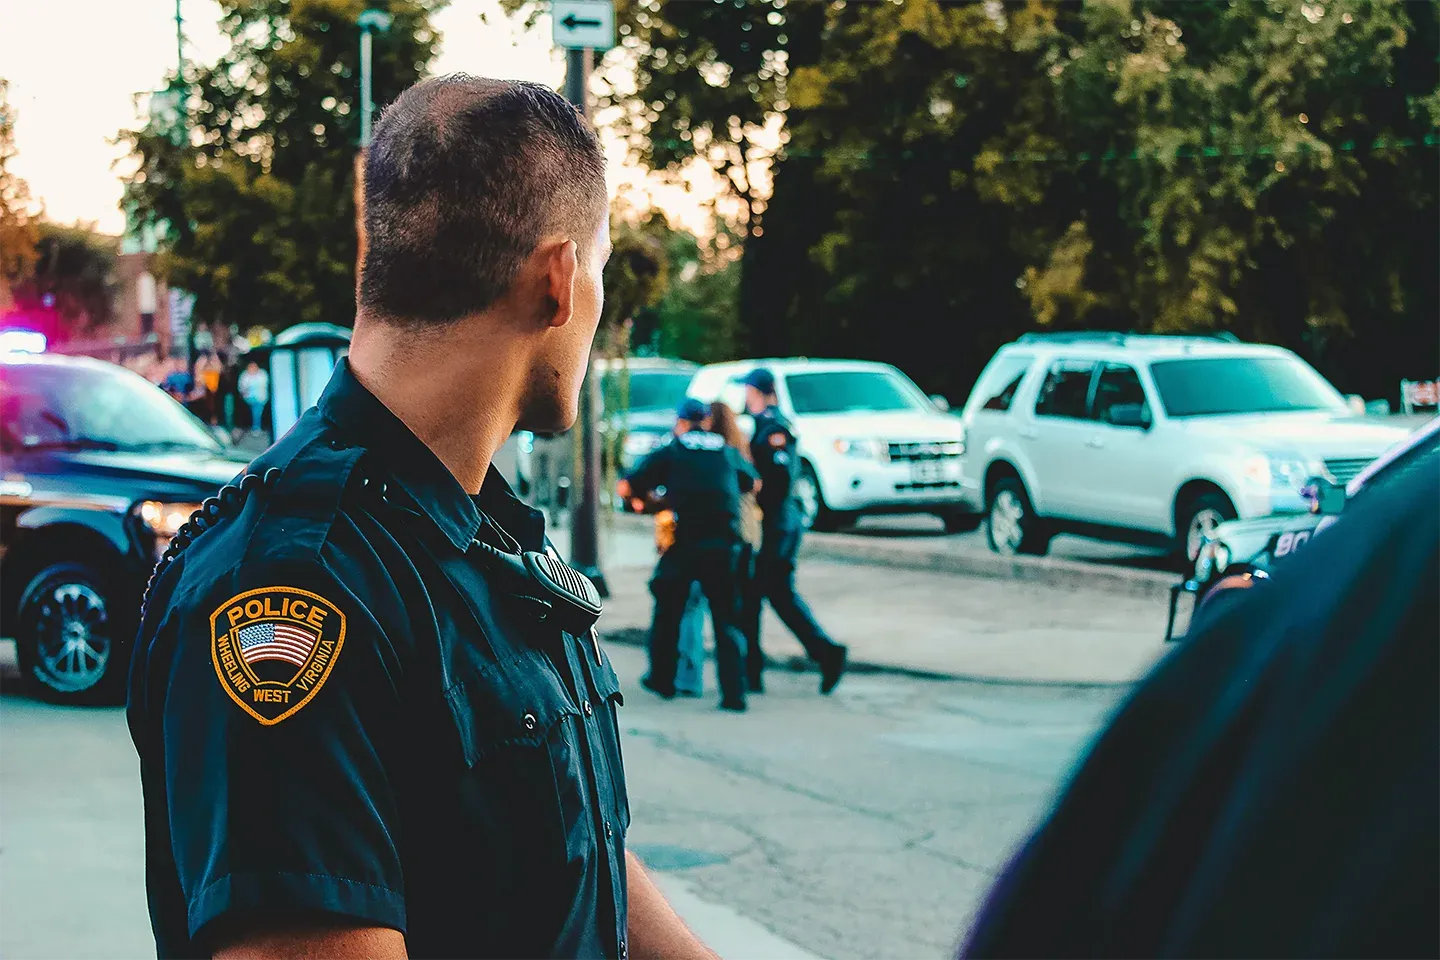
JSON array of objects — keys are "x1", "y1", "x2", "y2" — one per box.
[
  {"x1": 0, "y1": 362, "x2": 220, "y2": 454},
  {"x1": 601, "y1": 370, "x2": 693, "y2": 413},
  {"x1": 786, "y1": 370, "x2": 926, "y2": 415},
  {"x1": 1149, "y1": 356, "x2": 1346, "y2": 418}
]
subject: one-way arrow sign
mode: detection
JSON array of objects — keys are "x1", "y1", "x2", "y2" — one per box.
[{"x1": 553, "y1": 0, "x2": 615, "y2": 51}]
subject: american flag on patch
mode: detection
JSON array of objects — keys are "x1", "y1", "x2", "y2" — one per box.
[{"x1": 237, "y1": 621, "x2": 318, "y2": 667}]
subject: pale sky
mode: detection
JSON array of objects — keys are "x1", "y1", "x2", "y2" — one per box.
[{"x1": 0, "y1": 0, "x2": 726, "y2": 237}]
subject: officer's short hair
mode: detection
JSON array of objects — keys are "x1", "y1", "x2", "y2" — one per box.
[{"x1": 359, "y1": 74, "x2": 607, "y2": 325}]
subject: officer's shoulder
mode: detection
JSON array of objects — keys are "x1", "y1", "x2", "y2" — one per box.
[
  {"x1": 678, "y1": 431, "x2": 726, "y2": 452},
  {"x1": 161, "y1": 412, "x2": 365, "y2": 602}
]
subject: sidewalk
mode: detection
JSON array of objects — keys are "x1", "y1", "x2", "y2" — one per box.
[{"x1": 574, "y1": 514, "x2": 1171, "y2": 686}]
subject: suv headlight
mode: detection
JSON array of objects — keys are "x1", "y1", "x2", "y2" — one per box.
[
  {"x1": 137, "y1": 500, "x2": 202, "y2": 558},
  {"x1": 833, "y1": 438, "x2": 887, "y2": 460},
  {"x1": 1242, "y1": 452, "x2": 1325, "y2": 493}
]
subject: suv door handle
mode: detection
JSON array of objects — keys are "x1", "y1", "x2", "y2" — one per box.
[
  {"x1": 1019, "y1": 428, "x2": 1039, "y2": 440},
  {"x1": 1086, "y1": 437, "x2": 1105, "y2": 448}
]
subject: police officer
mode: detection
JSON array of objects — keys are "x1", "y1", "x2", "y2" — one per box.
[
  {"x1": 740, "y1": 369, "x2": 848, "y2": 694},
  {"x1": 618, "y1": 398, "x2": 759, "y2": 712},
  {"x1": 126, "y1": 77, "x2": 715, "y2": 960}
]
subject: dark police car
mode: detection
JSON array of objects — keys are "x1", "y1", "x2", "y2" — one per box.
[
  {"x1": 1, "y1": 353, "x2": 249, "y2": 702},
  {"x1": 1166, "y1": 415, "x2": 1440, "y2": 642}
]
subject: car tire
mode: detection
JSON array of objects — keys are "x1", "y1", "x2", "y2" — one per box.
[
  {"x1": 16, "y1": 563, "x2": 129, "y2": 705},
  {"x1": 940, "y1": 510, "x2": 983, "y2": 534},
  {"x1": 1176, "y1": 491, "x2": 1238, "y2": 568},
  {"x1": 985, "y1": 477, "x2": 1051, "y2": 556},
  {"x1": 795, "y1": 462, "x2": 851, "y2": 532}
]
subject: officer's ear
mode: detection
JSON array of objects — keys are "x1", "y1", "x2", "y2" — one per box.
[{"x1": 534, "y1": 238, "x2": 579, "y2": 329}]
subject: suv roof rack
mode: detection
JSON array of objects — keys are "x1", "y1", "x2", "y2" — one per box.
[{"x1": 1015, "y1": 330, "x2": 1243, "y2": 345}]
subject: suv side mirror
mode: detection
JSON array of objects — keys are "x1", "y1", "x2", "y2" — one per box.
[
  {"x1": 1106, "y1": 403, "x2": 1151, "y2": 429},
  {"x1": 929, "y1": 394, "x2": 951, "y2": 413},
  {"x1": 1305, "y1": 478, "x2": 1347, "y2": 515}
]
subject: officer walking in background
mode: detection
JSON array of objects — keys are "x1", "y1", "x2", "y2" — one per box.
[
  {"x1": 741, "y1": 368, "x2": 848, "y2": 695},
  {"x1": 619, "y1": 398, "x2": 759, "y2": 712},
  {"x1": 127, "y1": 76, "x2": 715, "y2": 960}
]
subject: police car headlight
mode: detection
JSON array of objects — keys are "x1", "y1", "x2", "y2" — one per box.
[
  {"x1": 623, "y1": 432, "x2": 664, "y2": 457},
  {"x1": 516, "y1": 430, "x2": 535, "y2": 454},
  {"x1": 833, "y1": 438, "x2": 886, "y2": 460},
  {"x1": 137, "y1": 500, "x2": 202, "y2": 558}
]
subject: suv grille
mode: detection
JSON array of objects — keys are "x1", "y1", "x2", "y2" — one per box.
[
  {"x1": 888, "y1": 440, "x2": 963, "y2": 462},
  {"x1": 1325, "y1": 457, "x2": 1372, "y2": 484}
]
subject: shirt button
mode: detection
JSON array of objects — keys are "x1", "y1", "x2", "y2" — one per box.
[
  {"x1": 522, "y1": 712, "x2": 538, "y2": 731},
  {"x1": 582, "y1": 700, "x2": 594, "y2": 717}
]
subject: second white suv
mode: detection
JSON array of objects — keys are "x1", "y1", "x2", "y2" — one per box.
[
  {"x1": 956, "y1": 333, "x2": 1410, "y2": 562},
  {"x1": 687, "y1": 358, "x2": 970, "y2": 531}
]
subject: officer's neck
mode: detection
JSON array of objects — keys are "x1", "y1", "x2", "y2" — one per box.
[{"x1": 348, "y1": 325, "x2": 522, "y2": 495}]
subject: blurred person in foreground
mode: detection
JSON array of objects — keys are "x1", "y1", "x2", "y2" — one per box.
[
  {"x1": 129, "y1": 75, "x2": 716, "y2": 960},
  {"x1": 619, "y1": 397, "x2": 758, "y2": 711},
  {"x1": 961, "y1": 443, "x2": 1438, "y2": 958},
  {"x1": 741, "y1": 368, "x2": 847, "y2": 694},
  {"x1": 670, "y1": 400, "x2": 763, "y2": 697}
]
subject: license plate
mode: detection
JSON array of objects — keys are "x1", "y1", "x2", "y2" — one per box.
[{"x1": 910, "y1": 460, "x2": 945, "y2": 483}]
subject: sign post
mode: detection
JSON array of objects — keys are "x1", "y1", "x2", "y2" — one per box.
[{"x1": 557, "y1": 1, "x2": 613, "y2": 598}]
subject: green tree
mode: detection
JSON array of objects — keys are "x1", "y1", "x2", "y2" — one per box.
[
  {"x1": 0, "y1": 78, "x2": 40, "y2": 309},
  {"x1": 11, "y1": 222, "x2": 120, "y2": 334},
  {"x1": 119, "y1": 0, "x2": 445, "y2": 332}
]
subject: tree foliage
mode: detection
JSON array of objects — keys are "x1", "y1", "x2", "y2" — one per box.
[
  {"x1": 9, "y1": 223, "x2": 120, "y2": 334},
  {"x1": 119, "y1": 0, "x2": 445, "y2": 331},
  {"x1": 754, "y1": 0, "x2": 1440, "y2": 400},
  {"x1": 0, "y1": 78, "x2": 40, "y2": 309}
]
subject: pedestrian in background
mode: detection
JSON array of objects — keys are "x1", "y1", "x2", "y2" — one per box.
[
  {"x1": 741, "y1": 368, "x2": 847, "y2": 694},
  {"x1": 673, "y1": 400, "x2": 762, "y2": 697},
  {"x1": 620, "y1": 397, "x2": 759, "y2": 711},
  {"x1": 238, "y1": 357, "x2": 270, "y2": 436}
]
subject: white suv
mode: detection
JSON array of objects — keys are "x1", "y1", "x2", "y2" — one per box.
[
  {"x1": 687, "y1": 358, "x2": 970, "y2": 531},
  {"x1": 956, "y1": 333, "x2": 1410, "y2": 562}
]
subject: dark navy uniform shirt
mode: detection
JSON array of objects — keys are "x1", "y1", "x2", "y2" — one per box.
[
  {"x1": 127, "y1": 361, "x2": 631, "y2": 959},
  {"x1": 625, "y1": 429, "x2": 757, "y2": 548},
  {"x1": 748, "y1": 406, "x2": 801, "y2": 530}
]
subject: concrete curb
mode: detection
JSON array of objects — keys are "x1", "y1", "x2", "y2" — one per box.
[
  {"x1": 599, "y1": 626, "x2": 1142, "y2": 690},
  {"x1": 600, "y1": 512, "x2": 1177, "y2": 603},
  {"x1": 798, "y1": 534, "x2": 1176, "y2": 603}
]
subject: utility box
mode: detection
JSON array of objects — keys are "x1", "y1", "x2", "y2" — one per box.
[{"x1": 265, "y1": 322, "x2": 351, "y2": 440}]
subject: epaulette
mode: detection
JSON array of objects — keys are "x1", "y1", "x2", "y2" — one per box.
[{"x1": 139, "y1": 467, "x2": 282, "y2": 619}]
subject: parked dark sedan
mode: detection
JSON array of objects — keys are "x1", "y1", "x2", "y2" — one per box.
[
  {"x1": 1166, "y1": 415, "x2": 1440, "y2": 642},
  {"x1": 1, "y1": 353, "x2": 250, "y2": 702}
]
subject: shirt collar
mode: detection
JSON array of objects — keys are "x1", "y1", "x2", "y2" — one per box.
[{"x1": 317, "y1": 360, "x2": 545, "y2": 552}]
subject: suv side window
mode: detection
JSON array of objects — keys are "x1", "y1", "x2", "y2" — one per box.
[
  {"x1": 1091, "y1": 363, "x2": 1151, "y2": 425},
  {"x1": 973, "y1": 355, "x2": 1033, "y2": 413},
  {"x1": 1034, "y1": 359, "x2": 1096, "y2": 419}
]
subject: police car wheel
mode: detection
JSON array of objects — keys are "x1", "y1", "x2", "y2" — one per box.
[
  {"x1": 16, "y1": 563, "x2": 128, "y2": 705},
  {"x1": 985, "y1": 477, "x2": 1051, "y2": 556}
]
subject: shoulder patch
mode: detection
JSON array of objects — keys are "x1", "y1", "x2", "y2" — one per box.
[{"x1": 210, "y1": 586, "x2": 347, "y2": 725}]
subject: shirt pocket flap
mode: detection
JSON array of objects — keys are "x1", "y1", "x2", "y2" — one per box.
[{"x1": 445, "y1": 655, "x2": 580, "y2": 767}]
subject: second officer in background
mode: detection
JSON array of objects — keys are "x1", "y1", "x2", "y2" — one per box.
[
  {"x1": 741, "y1": 368, "x2": 848, "y2": 694},
  {"x1": 619, "y1": 398, "x2": 759, "y2": 711}
]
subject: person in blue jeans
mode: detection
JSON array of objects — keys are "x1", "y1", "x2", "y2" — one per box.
[{"x1": 673, "y1": 401, "x2": 761, "y2": 697}]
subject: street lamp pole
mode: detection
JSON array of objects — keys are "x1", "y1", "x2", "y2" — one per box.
[
  {"x1": 563, "y1": 46, "x2": 608, "y2": 598},
  {"x1": 355, "y1": 9, "x2": 392, "y2": 275}
]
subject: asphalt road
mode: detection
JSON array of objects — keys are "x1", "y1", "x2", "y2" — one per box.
[{"x1": 0, "y1": 642, "x2": 1124, "y2": 960}]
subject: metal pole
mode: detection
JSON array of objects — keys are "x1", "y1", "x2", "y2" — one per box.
[
  {"x1": 564, "y1": 47, "x2": 608, "y2": 598},
  {"x1": 359, "y1": 28, "x2": 375, "y2": 148},
  {"x1": 175, "y1": 0, "x2": 184, "y2": 79}
]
